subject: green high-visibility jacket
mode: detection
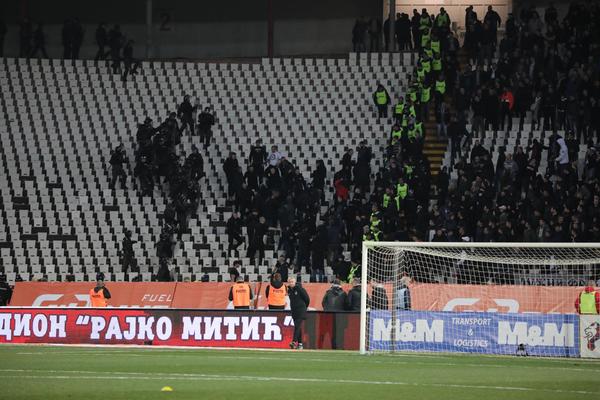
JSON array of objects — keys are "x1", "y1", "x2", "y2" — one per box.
[
  {"x1": 396, "y1": 183, "x2": 408, "y2": 199},
  {"x1": 415, "y1": 122, "x2": 424, "y2": 137},
  {"x1": 421, "y1": 32, "x2": 431, "y2": 47},
  {"x1": 421, "y1": 86, "x2": 431, "y2": 103},
  {"x1": 436, "y1": 13, "x2": 449, "y2": 28},
  {"x1": 435, "y1": 80, "x2": 446, "y2": 94},
  {"x1": 423, "y1": 47, "x2": 433, "y2": 59},
  {"x1": 422, "y1": 60, "x2": 431, "y2": 73},
  {"x1": 404, "y1": 164, "x2": 414, "y2": 178},
  {"x1": 580, "y1": 291, "x2": 599, "y2": 314},
  {"x1": 432, "y1": 58, "x2": 442, "y2": 71},
  {"x1": 391, "y1": 128, "x2": 403, "y2": 139},
  {"x1": 382, "y1": 193, "x2": 391, "y2": 208},
  {"x1": 416, "y1": 68, "x2": 425, "y2": 82},
  {"x1": 419, "y1": 15, "x2": 431, "y2": 30},
  {"x1": 375, "y1": 90, "x2": 387, "y2": 105},
  {"x1": 431, "y1": 40, "x2": 441, "y2": 54},
  {"x1": 395, "y1": 102, "x2": 404, "y2": 115},
  {"x1": 346, "y1": 264, "x2": 359, "y2": 283}
]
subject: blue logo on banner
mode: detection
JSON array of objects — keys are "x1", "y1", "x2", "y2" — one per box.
[{"x1": 369, "y1": 311, "x2": 579, "y2": 357}]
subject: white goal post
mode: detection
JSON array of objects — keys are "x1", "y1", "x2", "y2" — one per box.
[{"x1": 359, "y1": 242, "x2": 600, "y2": 358}]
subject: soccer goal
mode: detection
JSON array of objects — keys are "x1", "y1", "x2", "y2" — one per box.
[{"x1": 359, "y1": 242, "x2": 600, "y2": 357}]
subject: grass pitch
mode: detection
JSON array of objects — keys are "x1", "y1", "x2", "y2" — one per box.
[{"x1": 1, "y1": 345, "x2": 599, "y2": 400}]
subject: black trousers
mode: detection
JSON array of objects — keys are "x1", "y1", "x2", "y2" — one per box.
[
  {"x1": 111, "y1": 166, "x2": 127, "y2": 189},
  {"x1": 293, "y1": 317, "x2": 304, "y2": 343}
]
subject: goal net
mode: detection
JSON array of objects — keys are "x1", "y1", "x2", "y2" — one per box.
[{"x1": 359, "y1": 242, "x2": 600, "y2": 358}]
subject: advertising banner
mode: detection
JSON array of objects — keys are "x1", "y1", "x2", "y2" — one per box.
[
  {"x1": 579, "y1": 315, "x2": 600, "y2": 358},
  {"x1": 9, "y1": 282, "x2": 349, "y2": 311},
  {"x1": 9, "y1": 282, "x2": 583, "y2": 314},
  {"x1": 0, "y1": 308, "x2": 294, "y2": 348},
  {"x1": 409, "y1": 283, "x2": 581, "y2": 314},
  {"x1": 369, "y1": 311, "x2": 580, "y2": 357},
  {"x1": 0, "y1": 308, "x2": 361, "y2": 350},
  {"x1": 9, "y1": 282, "x2": 178, "y2": 308}
]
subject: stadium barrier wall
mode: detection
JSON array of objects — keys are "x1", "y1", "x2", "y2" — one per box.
[
  {"x1": 8, "y1": 282, "x2": 582, "y2": 314},
  {"x1": 0, "y1": 308, "x2": 359, "y2": 350},
  {"x1": 8, "y1": 282, "x2": 352, "y2": 310},
  {"x1": 369, "y1": 311, "x2": 582, "y2": 358}
]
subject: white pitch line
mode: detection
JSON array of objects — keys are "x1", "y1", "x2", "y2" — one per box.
[
  {"x1": 12, "y1": 351, "x2": 600, "y2": 373},
  {"x1": 0, "y1": 369, "x2": 597, "y2": 396}
]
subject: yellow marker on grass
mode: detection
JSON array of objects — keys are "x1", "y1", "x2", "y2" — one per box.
[{"x1": 161, "y1": 386, "x2": 173, "y2": 392}]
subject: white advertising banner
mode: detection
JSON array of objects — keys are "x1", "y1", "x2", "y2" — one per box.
[{"x1": 580, "y1": 315, "x2": 600, "y2": 358}]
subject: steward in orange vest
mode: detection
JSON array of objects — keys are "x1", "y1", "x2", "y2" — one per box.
[
  {"x1": 266, "y1": 273, "x2": 287, "y2": 310},
  {"x1": 89, "y1": 273, "x2": 111, "y2": 307},
  {"x1": 228, "y1": 276, "x2": 254, "y2": 309}
]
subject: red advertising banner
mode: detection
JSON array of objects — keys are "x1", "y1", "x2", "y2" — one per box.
[
  {"x1": 0, "y1": 308, "x2": 360, "y2": 350},
  {"x1": 410, "y1": 283, "x2": 581, "y2": 314},
  {"x1": 9, "y1": 282, "x2": 177, "y2": 308},
  {"x1": 8, "y1": 282, "x2": 584, "y2": 314},
  {"x1": 0, "y1": 308, "x2": 295, "y2": 348}
]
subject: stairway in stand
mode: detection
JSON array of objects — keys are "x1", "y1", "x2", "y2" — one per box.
[{"x1": 422, "y1": 49, "x2": 469, "y2": 177}]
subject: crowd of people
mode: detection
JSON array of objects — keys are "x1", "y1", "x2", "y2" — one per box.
[
  {"x1": 438, "y1": 2, "x2": 600, "y2": 247},
  {"x1": 349, "y1": 3, "x2": 600, "y2": 283},
  {"x1": 5, "y1": 4, "x2": 600, "y2": 286},
  {"x1": 108, "y1": 96, "x2": 216, "y2": 281},
  {"x1": 4, "y1": 18, "x2": 140, "y2": 81}
]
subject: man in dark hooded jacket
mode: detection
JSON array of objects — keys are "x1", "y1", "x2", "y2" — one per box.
[
  {"x1": 322, "y1": 280, "x2": 348, "y2": 311},
  {"x1": 346, "y1": 278, "x2": 362, "y2": 311},
  {"x1": 288, "y1": 276, "x2": 310, "y2": 349}
]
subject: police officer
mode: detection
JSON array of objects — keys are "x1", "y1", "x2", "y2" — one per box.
[
  {"x1": 373, "y1": 83, "x2": 390, "y2": 119},
  {"x1": 576, "y1": 280, "x2": 600, "y2": 314},
  {"x1": 229, "y1": 275, "x2": 254, "y2": 309},
  {"x1": 90, "y1": 273, "x2": 111, "y2": 307},
  {"x1": 266, "y1": 272, "x2": 287, "y2": 310}
]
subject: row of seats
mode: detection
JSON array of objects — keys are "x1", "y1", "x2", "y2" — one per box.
[{"x1": 1, "y1": 53, "x2": 411, "y2": 285}]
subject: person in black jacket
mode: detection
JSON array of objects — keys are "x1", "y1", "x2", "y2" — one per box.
[
  {"x1": 178, "y1": 95, "x2": 198, "y2": 135},
  {"x1": 109, "y1": 144, "x2": 128, "y2": 189},
  {"x1": 322, "y1": 280, "x2": 348, "y2": 311},
  {"x1": 287, "y1": 276, "x2": 310, "y2": 349},
  {"x1": 95, "y1": 22, "x2": 108, "y2": 60},
  {"x1": 0, "y1": 276, "x2": 12, "y2": 306},
  {"x1": 249, "y1": 139, "x2": 267, "y2": 180},
  {"x1": 197, "y1": 107, "x2": 216, "y2": 148},
  {"x1": 0, "y1": 20, "x2": 7, "y2": 58},
  {"x1": 121, "y1": 230, "x2": 137, "y2": 273},
  {"x1": 226, "y1": 212, "x2": 244, "y2": 254},
  {"x1": 29, "y1": 22, "x2": 48, "y2": 58},
  {"x1": 345, "y1": 278, "x2": 362, "y2": 311},
  {"x1": 122, "y1": 39, "x2": 140, "y2": 82}
]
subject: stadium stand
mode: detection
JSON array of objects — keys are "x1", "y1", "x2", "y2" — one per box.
[
  {"x1": 1, "y1": 1, "x2": 600, "y2": 288},
  {"x1": 0, "y1": 52, "x2": 418, "y2": 285}
]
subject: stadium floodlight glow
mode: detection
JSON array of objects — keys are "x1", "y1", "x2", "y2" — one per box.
[{"x1": 359, "y1": 242, "x2": 600, "y2": 357}]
